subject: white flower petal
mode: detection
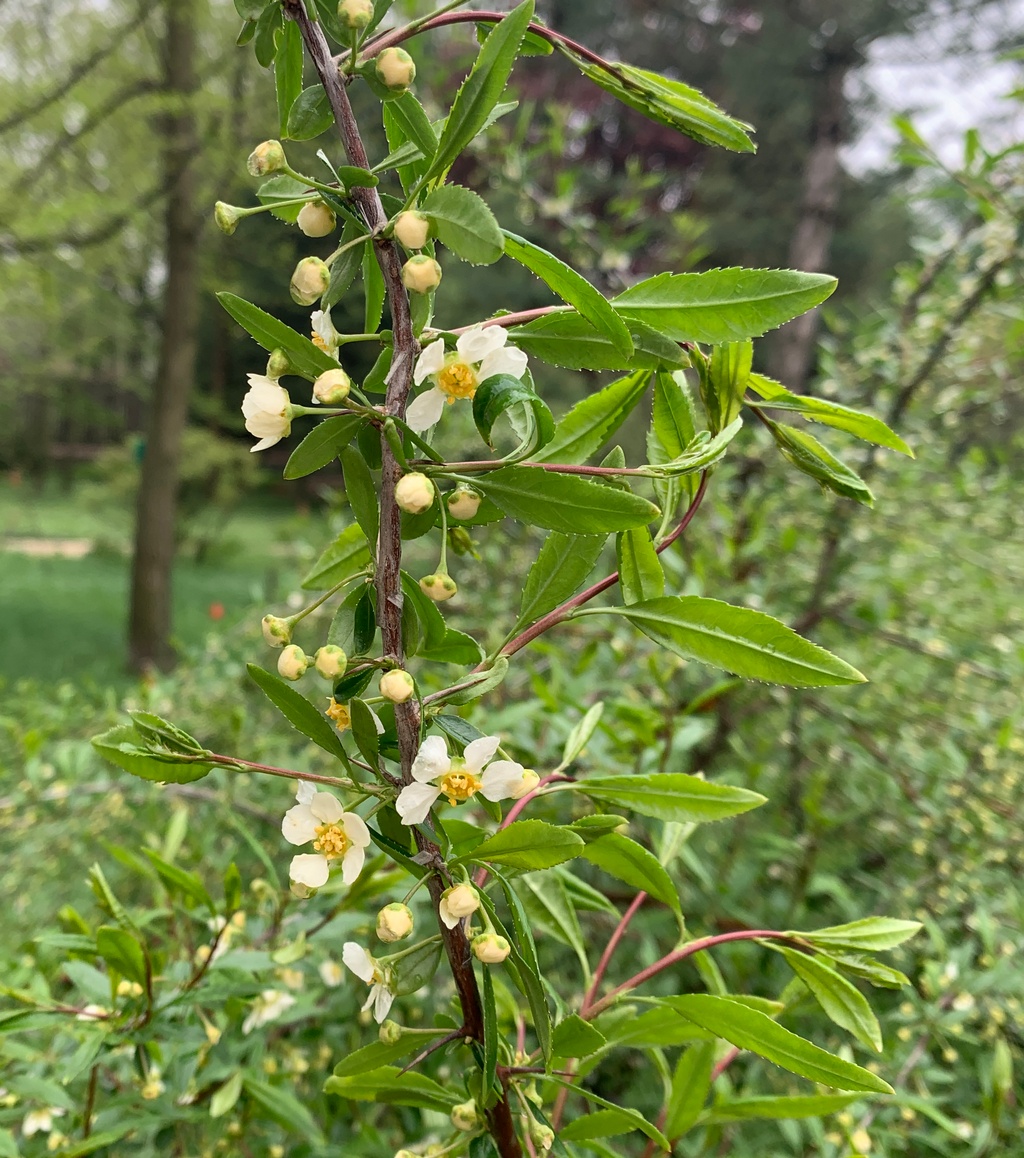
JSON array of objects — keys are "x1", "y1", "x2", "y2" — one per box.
[
  {"x1": 310, "y1": 791, "x2": 344, "y2": 824},
  {"x1": 249, "y1": 434, "x2": 281, "y2": 453},
  {"x1": 342, "y1": 942, "x2": 375, "y2": 984},
  {"x1": 480, "y1": 761, "x2": 528, "y2": 802},
  {"x1": 462, "y1": 735, "x2": 501, "y2": 775},
  {"x1": 289, "y1": 853, "x2": 330, "y2": 888},
  {"x1": 438, "y1": 896, "x2": 459, "y2": 929},
  {"x1": 295, "y1": 781, "x2": 316, "y2": 805},
  {"x1": 405, "y1": 386, "x2": 447, "y2": 432},
  {"x1": 281, "y1": 804, "x2": 318, "y2": 845},
  {"x1": 341, "y1": 811, "x2": 371, "y2": 848},
  {"x1": 340, "y1": 844, "x2": 365, "y2": 886},
  {"x1": 479, "y1": 345, "x2": 528, "y2": 382},
  {"x1": 396, "y1": 782, "x2": 442, "y2": 825},
  {"x1": 413, "y1": 339, "x2": 446, "y2": 385},
  {"x1": 411, "y1": 735, "x2": 450, "y2": 782},
  {"x1": 372, "y1": 984, "x2": 395, "y2": 1023},
  {"x1": 456, "y1": 325, "x2": 506, "y2": 363}
]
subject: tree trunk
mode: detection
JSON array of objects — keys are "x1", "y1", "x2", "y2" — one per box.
[
  {"x1": 771, "y1": 54, "x2": 849, "y2": 392},
  {"x1": 128, "y1": 0, "x2": 200, "y2": 672}
]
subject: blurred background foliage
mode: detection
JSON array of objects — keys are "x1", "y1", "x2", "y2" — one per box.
[{"x1": 1, "y1": 0, "x2": 1023, "y2": 1155}]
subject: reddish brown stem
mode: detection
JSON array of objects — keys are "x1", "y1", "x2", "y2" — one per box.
[{"x1": 582, "y1": 892, "x2": 647, "y2": 1016}]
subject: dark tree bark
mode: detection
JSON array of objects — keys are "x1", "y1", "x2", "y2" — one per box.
[{"x1": 128, "y1": 0, "x2": 201, "y2": 672}]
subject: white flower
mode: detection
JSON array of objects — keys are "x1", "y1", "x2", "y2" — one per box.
[
  {"x1": 405, "y1": 327, "x2": 529, "y2": 432},
  {"x1": 395, "y1": 735, "x2": 531, "y2": 826},
  {"x1": 342, "y1": 942, "x2": 395, "y2": 1023},
  {"x1": 22, "y1": 1108, "x2": 64, "y2": 1136},
  {"x1": 282, "y1": 781, "x2": 370, "y2": 889},
  {"x1": 311, "y1": 309, "x2": 342, "y2": 357},
  {"x1": 242, "y1": 375, "x2": 293, "y2": 452},
  {"x1": 242, "y1": 989, "x2": 296, "y2": 1035},
  {"x1": 319, "y1": 959, "x2": 344, "y2": 987}
]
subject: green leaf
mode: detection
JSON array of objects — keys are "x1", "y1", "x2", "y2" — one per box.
[
  {"x1": 481, "y1": 962, "x2": 499, "y2": 1097},
  {"x1": 516, "y1": 532, "x2": 606, "y2": 628},
  {"x1": 775, "y1": 947, "x2": 883, "y2": 1052},
  {"x1": 286, "y1": 85, "x2": 334, "y2": 140},
  {"x1": 421, "y1": 628, "x2": 484, "y2": 665},
  {"x1": 348, "y1": 698, "x2": 381, "y2": 769},
  {"x1": 580, "y1": 832, "x2": 680, "y2": 913},
  {"x1": 234, "y1": 0, "x2": 267, "y2": 17},
  {"x1": 600, "y1": 1005, "x2": 713, "y2": 1049},
  {"x1": 332, "y1": 1030, "x2": 451, "y2": 1078},
  {"x1": 503, "y1": 231, "x2": 633, "y2": 358},
  {"x1": 559, "y1": 1108, "x2": 647, "y2": 1143},
  {"x1": 460, "y1": 820, "x2": 583, "y2": 871},
  {"x1": 243, "y1": 1075, "x2": 325, "y2": 1144},
  {"x1": 441, "y1": 656, "x2": 509, "y2": 706},
  {"x1": 142, "y1": 848, "x2": 214, "y2": 910},
  {"x1": 702, "y1": 339, "x2": 752, "y2": 432},
  {"x1": 472, "y1": 373, "x2": 554, "y2": 451},
  {"x1": 302, "y1": 523, "x2": 370, "y2": 591},
  {"x1": 612, "y1": 596, "x2": 866, "y2": 688},
  {"x1": 95, "y1": 926, "x2": 147, "y2": 987},
  {"x1": 284, "y1": 415, "x2": 365, "y2": 480},
  {"x1": 544, "y1": 1079, "x2": 669, "y2": 1150},
  {"x1": 393, "y1": 938, "x2": 443, "y2": 996},
  {"x1": 210, "y1": 1071, "x2": 244, "y2": 1119},
  {"x1": 616, "y1": 527, "x2": 664, "y2": 604},
  {"x1": 422, "y1": 184, "x2": 504, "y2": 265},
  {"x1": 564, "y1": 53, "x2": 754, "y2": 153},
  {"x1": 339, "y1": 445, "x2": 380, "y2": 547},
  {"x1": 560, "y1": 703, "x2": 604, "y2": 768},
  {"x1": 552, "y1": 1015, "x2": 606, "y2": 1060},
  {"x1": 218, "y1": 292, "x2": 338, "y2": 380},
  {"x1": 324, "y1": 1066, "x2": 458, "y2": 1110},
  {"x1": 765, "y1": 420, "x2": 875, "y2": 506},
  {"x1": 800, "y1": 917, "x2": 923, "y2": 953},
  {"x1": 664, "y1": 995, "x2": 893, "y2": 1093},
  {"x1": 127, "y1": 711, "x2": 205, "y2": 755},
  {"x1": 653, "y1": 370, "x2": 698, "y2": 459},
  {"x1": 256, "y1": 173, "x2": 308, "y2": 223},
  {"x1": 246, "y1": 664, "x2": 347, "y2": 759},
  {"x1": 363, "y1": 242, "x2": 386, "y2": 334},
  {"x1": 275, "y1": 19, "x2": 303, "y2": 137},
  {"x1": 747, "y1": 374, "x2": 912, "y2": 455},
  {"x1": 831, "y1": 955, "x2": 910, "y2": 990},
  {"x1": 534, "y1": 370, "x2": 651, "y2": 465},
  {"x1": 427, "y1": 0, "x2": 535, "y2": 181},
  {"x1": 665, "y1": 1042, "x2": 716, "y2": 1137},
  {"x1": 701, "y1": 1093, "x2": 861, "y2": 1124},
  {"x1": 578, "y1": 772, "x2": 765, "y2": 824},
  {"x1": 386, "y1": 91, "x2": 438, "y2": 172},
  {"x1": 91, "y1": 724, "x2": 212, "y2": 784},
  {"x1": 510, "y1": 312, "x2": 685, "y2": 371},
  {"x1": 474, "y1": 466, "x2": 659, "y2": 534},
  {"x1": 49, "y1": 1130, "x2": 134, "y2": 1157},
  {"x1": 253, "y1": 1, "x2": 282, "y2": 67},
  {"x1": 614, "y1": 268, "x2": 838, "y2": 344},
  {"x1": 490, "y1": 869, "x2": 552, "y2": 1061},
  {"x1": 323, "y1": 221, "x2": 367, "y2": 309},
  {"x1": 520, "y1": 875, "x2": 588, "y2": 974}
]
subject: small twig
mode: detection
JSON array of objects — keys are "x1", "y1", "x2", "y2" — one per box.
[
  {"x1": 82, "y1": 1064, "x2": 99, "y2": 1139},
  {"x1": 399, "y1": 1028, "x2": 464, "y2": 1075},
  {"x1": 582, "y1": 892, "x2": 647, "y2": 1016}
]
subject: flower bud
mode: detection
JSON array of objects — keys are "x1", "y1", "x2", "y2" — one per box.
[
  {"x1": 312, "y1": 368, "x2": 352, "y2": 405},
  {"x1": 393, "y1": 210, "x2": 432, "y2": 251},
  {"x1": 447, "y1": 485, "x2": 481, "y2": 521},
  {"x1": 247, "y1": 139, "x2": 287, "y2": 177},
  {"x1": 472, "y1": 932, "x2": 511, "y2": 964},
  {"x1": 290, "y1": 257, "x2": 331, "y2": 306},
  {"x1": 395, "y1": 471, "x2": 435, "y2": 514},
  {"x1": 339, "y1": 0, "x2": 374, "y2": 29},
  {"x1": 297, "y1": 200, "x2": 337, "y2": 238},
  {"x1": 376, "y1": 902, "x2": 414, "y2": 943},
  {"x1": 214, "y1": 201, "x2": 241, "y2": 235},
  {"x1": 447, "y1": 527, "x2": 474, "y2": 556},
  {"x1": 314, "y1": 645, "x2": 347, "y2": 680},
  {"x1": 277, "y1": 644, "x2": 309, "y2": 681},
  {"x1": 266, "y1": 348, "x2": 290, "y2": 378},
  {"x1": 439, "y1": 884, "x2": 479, "y2": 929},
  {"x1": 378, "y1": 1019, "x2": 403, "y2": 1044},
  {"x1": 419, "y1": 573, "x2": 457, "y2": 602},
  {"x1": 379, "y1": 669, "x2": 415, "y2": 703},
  {"x1": 375, "y1": 47, "x2": 416, "y2": 92},
  {"x1": 451, "y1": 1099, "x2": 482, "y2": 1132},
  {"x1": 262, "y1": 614, "x2": 292, "y2": 648},
  {"x1": 530, "y1": 1122, "x2": 555, "y2": 1152},
  {"x1": 290, "y1": 880, "x2": 315, "y2": 899},
  {"x1": 513, "y1": 769, "x2": 540, "y2": 799},
  {"x1": 401, "y1": 254, "x2": 442, "y2": 294}
]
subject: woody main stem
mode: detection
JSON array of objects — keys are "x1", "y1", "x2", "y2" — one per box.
[{"x1": 282, "y1": 6, "x2": 522, "y2": 1155}]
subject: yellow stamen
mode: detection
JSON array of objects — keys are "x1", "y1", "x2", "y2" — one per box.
[
  {"x1": 437, "y1": 360, "x2": 478, "y2": 400},
  {"x1": 311, "y1": 330, "x2": 330, "y2": 352},
  {"x1": 439, "y1": 770, "x2": 482, "y2": 806},
  {"x1": 326, "y1": 699, "x2": 351, "y2": 732},
  {"x1": 313, "y1": 823, "x2": 351, "y2": 859}
]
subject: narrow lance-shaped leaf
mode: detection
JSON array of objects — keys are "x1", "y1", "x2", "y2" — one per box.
[
  {"x1": 774, "y1": 946, "x2": 883, "y2": 1053},
  {"x1": 766, "y1": 420, "x2": 875, "y2": 506},
  {"x1": 799, "y1": 917, "x2": 923, "y2": 953},
  {"x1": 218, "y1": 292, "x2": 338, "y2": 380},
  {"x1": 459, "y1": 820, "x2": 584, "y2": 871},
  {"x1": 616, "y1": 527, "x2": 664, "y2": 604},
  {"x1": 516, "y1": 532, "x2": 606, "y2": 629},
  {"x1": 246, "y1": 664, "x2": 347, "y2": 759},
  {"x1": 510, "y1": 311, "x2": 685, "y2": 372},
  {"x1": 580, "y1": 832, "x2": 681, "y2": 914},
  {"x1": 577, "y1": 772, "x2": 765, "y2": 824},
  {"x1": 534, "y1": 370, "x2": 651, "y2": 465},
  {"x1": 284, "y1": 415, "x2": 365, "y2": 480},
  {"x1": 275, "y1": 18, "x2": 303, "y2": 136}
]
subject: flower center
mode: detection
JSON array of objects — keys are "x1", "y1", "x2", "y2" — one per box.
[
  {"x1": 326, "y1": 699, "x2": 351, "y2": 731},
  {"x1": 439, "y1": 770, "x2": 482, "y2": 805},
  {"x1": 311, "y1": 330, "x2": 329, "y2": 352},
  {"x1": 313, "y1": 823, "x2": 351, "y2": 859},
  {"x1": 437, "y1": 360, "x2": 478, "y2": 400}
]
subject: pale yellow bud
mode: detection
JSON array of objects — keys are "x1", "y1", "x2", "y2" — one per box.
[
  {"x1": 472, "y1": 932, "x2": 510, "y2": 964},
  {"x1": 395, "y1": 471, "x2": 435, "y2": 514},
  {"x1": 339, "y1": 0, "x2": 374, "y2": 29},
  {"x1": 277, "y1": 644, "x2": 309, "y2": 681},
  {"x1": 379, "y1": 669, "x2": 415, "y2": 703},
  {"x1": 214, "y1": 202, "x2": 241, "y2": 235},
  {"x1": 312, "y1": 368, "x2": 352, "y2": 405},
  {"x1": 297, "y1": 200, "x2": 337, "y2": 238},
  {"x1": 262, "y1": 614, "x2": 292, "y2": 648},
  {"x1": 850, "y1": 1129, "x2": 872, "y2": 1154},
  {"x1": 451, "y1": 1099, "x2": 482, "y2": 1132},
  {"x1": 290, "y1": 257, "x2": 331, "y2": 306},
  {"x1": 439, "y1": 884, "x2": 479, "y2": 928},
  {"x1": 313, "y1": 645, "x2": 347, "y2": 680},
  {"x1": 393, "y1": 210, "x2": 432, "y2": 250},
  {"x1": 375, "y1": 47, "x2": 416, "y2": 92},
  {"x1": 376, "y1": 902, "x2": 414, "y2": 943},
  {"x1": 401, "y1": 254, "x2": 442, "y2": 294},
  {"x1": 447, "y1": 485, "x2": 482, "y2": 521},
  {"x1": 419, "y1": 573, "x2": 457, "y2": 602},
  {"x1": 247, "y1": 139, "x2": 287, "y2": 177}
]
